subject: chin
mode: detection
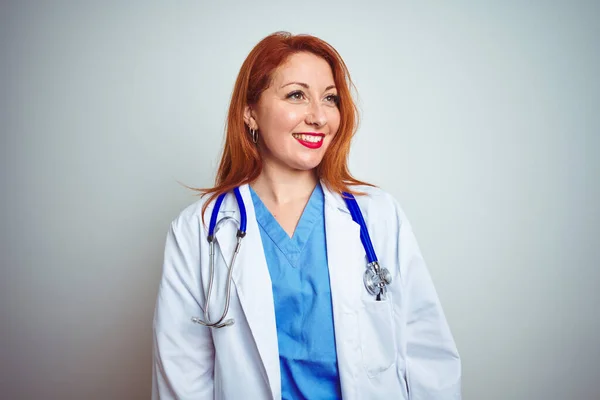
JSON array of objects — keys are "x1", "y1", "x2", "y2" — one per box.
[{"x1": 290, "y1": 157, "x2": 324, "y2": 171}]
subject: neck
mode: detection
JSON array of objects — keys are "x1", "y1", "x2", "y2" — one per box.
[{"x1": 251, "y1": 163, "x2": 318, "y2": 206}]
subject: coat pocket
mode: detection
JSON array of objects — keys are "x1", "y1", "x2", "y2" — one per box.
[{"x1": 358, "y1": 297, "x2": 396, "y2": 378}]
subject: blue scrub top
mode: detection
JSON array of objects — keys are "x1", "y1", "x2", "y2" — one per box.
[{"x1": 249, "y1": 184, "x2": 342, "y2": 400}]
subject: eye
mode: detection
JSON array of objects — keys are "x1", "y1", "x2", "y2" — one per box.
[
  {"x1": 325, "y1": 94, "x2": 340, "y2": 105},
  {"x1": 286, "y1": 90, "x2": 305, "y2": 101}
]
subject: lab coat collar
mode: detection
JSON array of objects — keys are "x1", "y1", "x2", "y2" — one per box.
[{"x1": 212, "y1": 182, "x2": 363, "y2": 399}]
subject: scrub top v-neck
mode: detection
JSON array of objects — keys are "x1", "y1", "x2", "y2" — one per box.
[{"x1": 249, "y1": 184, "x2": 342, "y2": 400}]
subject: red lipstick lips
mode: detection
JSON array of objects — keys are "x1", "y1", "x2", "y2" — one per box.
[{"x1": 293, "y1": 132, "x2": 325, "y2": 149}]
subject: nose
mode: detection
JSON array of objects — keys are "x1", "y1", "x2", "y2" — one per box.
[{"x1": 305, "y1": 101, "x2": 327, "y2": 128}]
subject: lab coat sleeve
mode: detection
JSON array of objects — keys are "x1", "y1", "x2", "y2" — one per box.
[
  {"x1": 397, "y1": 206, "x2": 462, "y2": 399},
  {"x1": 152, "y1": 217, "x2": 214, "y2": 400}
]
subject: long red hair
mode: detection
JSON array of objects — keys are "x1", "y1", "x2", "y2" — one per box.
[{"x1": 196, "y1": 31, "x2": 372, "y2": 218}]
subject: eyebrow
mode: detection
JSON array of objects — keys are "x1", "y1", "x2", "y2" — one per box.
[{"x1": 281, "y1": 82, "x2": 337, "y2": 91}]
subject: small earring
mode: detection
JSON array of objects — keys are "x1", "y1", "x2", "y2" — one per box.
[{"x1": 250, "y1": 128, "x2": 258, "y2": 144}]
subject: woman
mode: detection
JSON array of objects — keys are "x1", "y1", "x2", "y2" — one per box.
[{"x1": 152, "y1": 31, "x2": 461, "y2": 399}]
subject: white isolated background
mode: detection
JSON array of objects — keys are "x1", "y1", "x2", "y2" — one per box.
[{"x1": 1, "y1": 1, "x2": 599, "y2": 399}]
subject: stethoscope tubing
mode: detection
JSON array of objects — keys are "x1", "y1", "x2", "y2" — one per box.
[
  {"x1": 208, "y1": 187, "x2": 247, "y2": 239},
  {"x1": 342, "y1": 192, "x2": 378, "y2": 264}
]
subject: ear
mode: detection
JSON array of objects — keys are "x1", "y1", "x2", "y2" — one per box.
[{"x1": 243, "y1": 105, "x2": 258, "y2": 130}]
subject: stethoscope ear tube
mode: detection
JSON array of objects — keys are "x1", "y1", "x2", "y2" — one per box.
[{"x1": 193, "y1": 189, "x2": 248, "y2": 328}]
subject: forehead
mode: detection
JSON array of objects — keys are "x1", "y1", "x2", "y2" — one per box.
[{"x1": 271, "y1": 52, "x2": 335, "y2": 87}]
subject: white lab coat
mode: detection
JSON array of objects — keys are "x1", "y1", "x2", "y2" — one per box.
[{"x1": 152, "y1": 184, "x2": 461, "y2": 399}]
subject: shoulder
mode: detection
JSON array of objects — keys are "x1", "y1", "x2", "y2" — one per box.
[
  {"x1": 351, "y1": 185, "x2": 413, "y2": 231},
  {"x1": 168, "y1": 195, "x2": 212, "y2": 234},
  {"x1": 352, "y1": 185, "x2": 396, "y2": 206}
]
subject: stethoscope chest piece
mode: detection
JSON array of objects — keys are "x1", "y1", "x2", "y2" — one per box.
[{"x1": 364, "y1": 261, "x2": 393, "y2": 298}]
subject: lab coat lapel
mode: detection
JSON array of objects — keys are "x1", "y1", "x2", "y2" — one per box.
[
  {"x1": 323, "y1": 185, "x2": 365, "y2": 400},
  {"x1": 213, "y1": 184, "x2": 280, "y2": 399}
]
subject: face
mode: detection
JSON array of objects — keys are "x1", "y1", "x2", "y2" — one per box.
[{"x1": 245, "y1": 52, "x2": 341, "y2": 173}]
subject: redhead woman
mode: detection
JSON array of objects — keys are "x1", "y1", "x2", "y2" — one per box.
[{"x1": 152, "y1": 31, "x2": 461, "y2": 400}]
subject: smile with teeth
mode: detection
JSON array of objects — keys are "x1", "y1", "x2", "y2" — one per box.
[{"x1": 292, "y1": 133, "x2": 323, "y2": 143}]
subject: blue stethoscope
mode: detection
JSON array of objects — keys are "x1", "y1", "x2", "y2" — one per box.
[{"x1": 192, "y1": 187, "x2": 392, "y2": 328}]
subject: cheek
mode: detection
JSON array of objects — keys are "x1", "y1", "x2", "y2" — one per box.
[{"x1": 266, "y1": 104, "x2": 303, "y2": 131}]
